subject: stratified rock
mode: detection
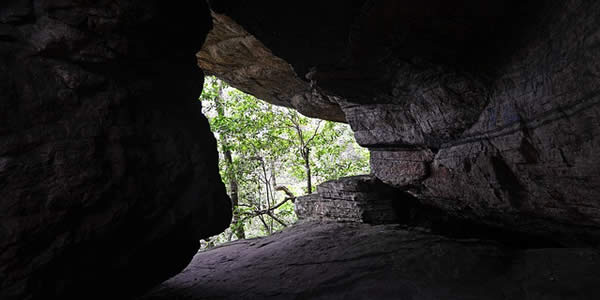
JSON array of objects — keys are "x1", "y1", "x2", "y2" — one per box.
[
  {"x1": 205, "y1": 0, "x2": 600, "y2": 245},
  {"x1": 0, "y1": 1, "x2": 230, "y2": 299},
  {"x1": 413, "y1": 0, "x2": 600, "y2": 245},
  {"x1": 3, "y1": 0, "x2": 600, "y2": 298},
  {"x1": 370, "y1": 149, "x2": 435, "y2": 187},
  {"x1": 196, "y1": 11, "x2": 345, "y2": 122},
  {"x1": 141, "y1": 221, "x2": 600, "y2": 300},
  {"x1": 295, "y1": 176, "x2": 398, "y2": 224}
]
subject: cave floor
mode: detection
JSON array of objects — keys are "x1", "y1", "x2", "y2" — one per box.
[{"x1": 140, "y1": 221, "x2": 600, "y2": 300}]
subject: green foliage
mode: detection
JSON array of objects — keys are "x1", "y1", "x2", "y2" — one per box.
[{"x1": 199, "y1": 77, "x2": 370, "y2": 247}]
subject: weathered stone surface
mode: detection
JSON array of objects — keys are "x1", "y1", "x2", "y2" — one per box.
[
  {"x1": 370, "y1": 149, "x2": 435, "y2": 187},
  {"x1": 412, "y1": 0, "x2": 600, "y2": 245},
  {"x1": 196, "y1": 11, "x2": 345, "y2": 122},
  {"x1": 205, "y1": 0, "x2": 600, "y2": 245},
  {"x1": 141, "y1": 221, "x2": 600, "y2": 300},
  {"x1": 296, "y1": 176, "x2": 398, "y2": 224},
  {"x1": 0, "y1": 1, "x2": 231, "y2": 299},
  {"x1": 3, "y1": 0, "x2": 600, "y2": 298},
  {"x1": 339, "y1": 67, "x2": 488, "y2": 148},
  {"x1": 295, "y1": 175, "x2": 565, "y2": 248}
]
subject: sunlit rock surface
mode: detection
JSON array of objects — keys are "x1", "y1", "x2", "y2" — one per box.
[{"x1": 196, "y1": 11, "x2": 345, "y2": 122}]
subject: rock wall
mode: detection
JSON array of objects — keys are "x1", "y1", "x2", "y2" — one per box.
[
  {"x1": 2, "y1": 0, "x2": 600, "y2": 298},
  {"x1": 203, "y1": 0, "x2": 600, "y2": 246},
  {"x1": 0, "y1": 1, "x2": 231, "y2": 299},
  {"x1": 414, "y1": 0, "x2": 600, "y2": 246}
]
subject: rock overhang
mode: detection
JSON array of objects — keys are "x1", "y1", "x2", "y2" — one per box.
[{"x1": 199, "y1": 0, "x2": 600, "y2": 246}]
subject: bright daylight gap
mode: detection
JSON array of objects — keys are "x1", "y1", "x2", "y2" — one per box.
[{"x1": 199, "y1": 76, "x2": 370, "y2": 247}]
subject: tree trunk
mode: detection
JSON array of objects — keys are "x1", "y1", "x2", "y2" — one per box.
[
  {"x1": 224, "y1": 148, "x2": 245, "y2": 239},
  {"x1": 304, "y1": 148, "x2": 312, "y2": 194},
  {"x1": 215, "y1": 84, "x2": 245, "y2": 240}
]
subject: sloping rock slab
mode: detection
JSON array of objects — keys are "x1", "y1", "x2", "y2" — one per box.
[{"x1": 141, "y1": 222, "x2": 600, "y2": 300}]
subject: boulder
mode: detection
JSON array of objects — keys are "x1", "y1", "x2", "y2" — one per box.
[{"x1": 295, "y1": 175, "x2": 398, "y2": 224}]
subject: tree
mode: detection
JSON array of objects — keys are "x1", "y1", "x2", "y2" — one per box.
[
  {"x1": 211, "y1": 80, "x2": 245, "y2": 239},
  {"x1": 199, "y1": 77, "x2": 370, "y2": 245},
  {"x1": 281, "y1": 109, "x2": 321, "y2": 194}
]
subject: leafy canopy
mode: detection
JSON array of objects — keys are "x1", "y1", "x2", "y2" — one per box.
[{"x1": 199, "y1": 77, "x2": 370, "y2": 246}]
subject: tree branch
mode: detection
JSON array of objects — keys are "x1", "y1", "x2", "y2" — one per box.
[
  {"x1": 257, "y1": 214, "x2": 270, "y2": 233},
  {"x1": 267, "y1": 212, "x2": 287, "y2": 227},
  {"x1": 239, "y1": 188, "x2": 295, "y2": 219},
  {"x1": 275, "y1": 185, "x2": 296, "y2": 203},
  {"x1": 305, "y1": 120, "x2": 323, "y2": 146}
]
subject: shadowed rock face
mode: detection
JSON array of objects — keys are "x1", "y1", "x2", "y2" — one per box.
[
  {"x1": 296, "y1": 175, "x2": 400, "y2": 224},
  {"x1": 0, "y1": 1, "x2": 231, "y2": 299},
  {"x1": 204, "y1": 0, "x2": 600, "y2": 246},
  {"x1": 2, "y1": 0, "x2": 600, "y2": 298},
  {"x1": 141, "y1": 222, "x2": 600, "y2": 300}
]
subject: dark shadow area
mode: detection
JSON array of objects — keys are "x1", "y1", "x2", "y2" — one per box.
[{"x1": 390, "y1": 189, "x2": 596, "y2": 248}]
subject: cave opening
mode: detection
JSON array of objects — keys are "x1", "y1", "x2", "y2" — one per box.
[
  {"x1": 198, "y1": 76, "x2": 371, "y2": 247},
  {"x1": 196, "y1": 74, "x2": 565, "y2": 251},
  {"x1": 3, "y1": 0, "x2": 600, "y2": 299},
  {"x1": 141, "y1": 1, "x2": 600, "y2": 296}
]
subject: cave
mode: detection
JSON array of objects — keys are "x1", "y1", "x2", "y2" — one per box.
[{"x1": 1, "y1": 0, "x2": 600, "y2": 299}]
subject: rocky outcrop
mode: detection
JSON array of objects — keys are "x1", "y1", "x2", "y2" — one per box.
[
  {"x1": 296, "y1": 176, "x2": 564, "y2": 248},
  {"x1": 205, "y1": 0, "x2": 600, "y2": 246},
  {"x1": 3, "y1": 0, "x2": 600, "y2": 298},
  {"x1": 295, "y1": 176, "x2": 398, "y2": 224},
  {"x1": 196, "y1": 12, "x2": 345, "y2": 122},
  {"x1": 403, "y1": 0, "x2": 600, "y2": 247},
  {"x1": 0, "y1": 1, "x2": 231, "y2": 299},
  {"x1": 141, "y1": 221, "x2": 600, "y2": 300}
]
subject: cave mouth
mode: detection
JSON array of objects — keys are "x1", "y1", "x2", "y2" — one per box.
[
  {"x1": 147, "y1": 0, "x2": 599, "y2": 294},
  {"x1": 196, "y1": 75, "x2": 563, "y2": 251},
  {"x1": 3, "y1": 0, "x2": 600, "y2": 299},
  {"x1": 189, "y1": 0, "x2": 598, "y2": 253},
  {"x1": 197, "y1": 76, "x2": 371, "y2": 247}
]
